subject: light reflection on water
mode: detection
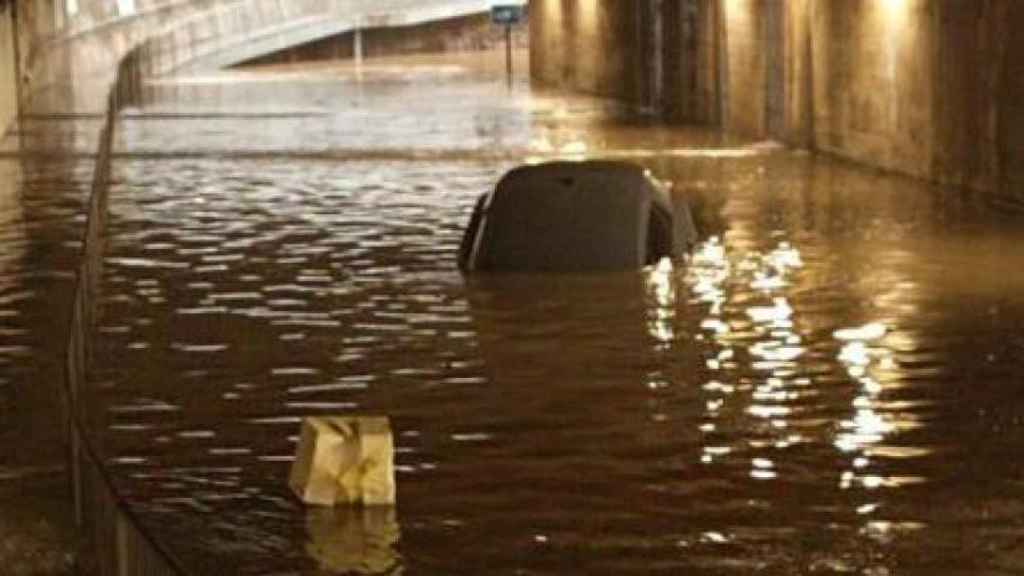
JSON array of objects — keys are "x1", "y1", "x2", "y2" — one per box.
[
  {"x1": 305, "y1": 507, "x2": 401, "y2": 575},
  {"x1": 88, "y1": 53, "x2": 1024, "y2": 574}
]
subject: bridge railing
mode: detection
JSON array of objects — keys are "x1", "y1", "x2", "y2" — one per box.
[{"x1": 63, "y1": 45, "x2": 188, "y2": 576}]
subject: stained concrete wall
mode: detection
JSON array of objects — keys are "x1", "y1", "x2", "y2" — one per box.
[
  {"x1": 531, "y1": 0, "x2": 1021, "y2": 198},
  {"x1": 14, "y1": 0, "x2": 224, "y2": 112},
  {"x1": 719, "y1": 0, "x2": 770, "y2": 137},
  {"x1": 1000, "y1": 3, "x2": 1024, "y2": 200},
  {"x1": 781, "y1": 1, "x2": 1009, "y2": 197},
  {"x1": 0, "y1": 5, "x2": 18, "y2": 136},
  {"x1": 530, "y1": 0, "x2": 640, "y2": 103},
  {"x1": 239, "y1": 12, "x2": 529, "y2": 68},
  {"x1": 661, "y1": 0, "x2": 720, "y2": 124},
  {"x1": 531, "y1": 0, "x2": 720, "y2": 120}
]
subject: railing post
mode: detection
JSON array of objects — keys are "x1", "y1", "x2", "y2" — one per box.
[
  {"x1": 353, "y1": 25, "x2": 363, "y2": 66},
  {"x1": 117, "y1": 513, "x2": 129, "y2": 576},
  {"x1": 71, "y1": 429, "x2": 84, "y2": 527}
]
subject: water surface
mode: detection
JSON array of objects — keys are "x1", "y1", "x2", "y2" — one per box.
[
  {"x1": 92, "y1": 51, "x2": 1024, "y2": 575},
  {"x1": 0, "y1": 116, "x2": 100, "y2": 575}
]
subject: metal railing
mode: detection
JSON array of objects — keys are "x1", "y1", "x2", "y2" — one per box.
[{"x1": 63, "y1": 45, "x2": 188, "y2": 576}]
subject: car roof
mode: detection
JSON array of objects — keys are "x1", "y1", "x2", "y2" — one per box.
[{"x1": 476, "y1": 161, "x2": 655, "y2": 272}]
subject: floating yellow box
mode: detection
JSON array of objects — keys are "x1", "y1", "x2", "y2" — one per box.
[{"x1": 289, "y1": 417, "x2": 396, "y2": 507}]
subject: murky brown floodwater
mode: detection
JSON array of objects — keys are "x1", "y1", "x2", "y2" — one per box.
[
  {"x1": 89, "y1": 51, "x2": 1024, "y2": 575},
  {"x1": 0, "y1": 115, "x2": 101, "y2": 574}
]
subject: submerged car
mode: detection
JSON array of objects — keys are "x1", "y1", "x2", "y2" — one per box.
[{"x1": 459, "y1": 161, "x2": 697, "y2": 272}]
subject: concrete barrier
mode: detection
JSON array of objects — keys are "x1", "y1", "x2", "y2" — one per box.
[{"x1": 63, "y1": 44, "x2": 186, "y2": 576}]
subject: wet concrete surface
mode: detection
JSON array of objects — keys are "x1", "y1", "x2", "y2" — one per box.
[{"x1": 70, "y1": 50, "x2": 1024, "y2": 574}]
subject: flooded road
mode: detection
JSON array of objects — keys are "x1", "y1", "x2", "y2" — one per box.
[{"x1": 90, "y1": 51, "x2": 1024, "y2": 575}]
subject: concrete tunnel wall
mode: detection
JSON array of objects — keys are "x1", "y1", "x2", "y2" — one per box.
[
  {"x1": 530, "y1": 0, "x2": 640, "y2": 104},
  {"x1": 5, "y1": 0, "x2": 226, "y2": 114},
  {"x1": 530, "y1": 0, "x2": 1022, "y2": 200},
  {"x1": 530, "y1": 1, "x2": 723, "y2": 121},
  {"x1": 0, "y1": 5, "x2": 18, "y2": 136}
]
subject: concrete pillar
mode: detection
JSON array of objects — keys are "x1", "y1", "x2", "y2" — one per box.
[
  {"x1": 353, "y1": 26, "x2": 364, "y2": 66},
  {"x1": 994, "y1": 1, "x2": 1018, "y2": 201},
  {"x1": 678, "y1": 0, "x2": 698, "y2": 122},
  {"x1": 51, "y1": 0, "x2": 63, "y2": 31},
  {"x1": 634, "y1": 2, "x2": 645, "y2": 110},
  {"x1": 664, "y1": 0, "x2": 712, "y2": 123},
  {"x1": 786, "y1": 0, "x2": 816, "y2": 149},
  {"x1": 763, "y1": 0, "x2": 784, "y2": 139},
  {"x1": 636, "y1": 0, "x2": 665, "y2": 115},
  {"x1": 714, "y1": 0, "x2": 727, "y2": 129},
  {"x1": 0, "y1": 2, "x2": 20, "y2": 136},
  {"x1": 651, "y1": 0, "x2": 665, "y2": 115}
]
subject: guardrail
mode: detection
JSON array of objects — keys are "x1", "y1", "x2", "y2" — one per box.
[{"x1": 63, "y1": 45, "x2": 187, "y2": 576}]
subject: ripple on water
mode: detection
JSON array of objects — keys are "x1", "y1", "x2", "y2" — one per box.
[{"x1": 87, "y1": 61, "x2": 1024, "y2": 575}]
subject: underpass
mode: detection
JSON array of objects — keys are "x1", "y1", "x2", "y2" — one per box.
[{"x1": 2, "y1": 1, "x2": 1024, "y2": 575}]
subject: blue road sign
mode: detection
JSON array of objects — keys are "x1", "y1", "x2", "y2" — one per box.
[{"x1": 491, "y1": 4, "x2": 525, "y2": 26}]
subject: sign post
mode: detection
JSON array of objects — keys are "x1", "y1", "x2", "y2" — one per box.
[{"x1": 491, "y1": 4, "x2": 525, "y2": 87}]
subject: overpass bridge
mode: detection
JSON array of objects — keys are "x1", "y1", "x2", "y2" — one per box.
[
  {"x1": 139, "y1": 0, "x2": 497, "y2": 75},
  {"x1": 16, "y1": 0, "x2": 507, "y2": 114}
]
